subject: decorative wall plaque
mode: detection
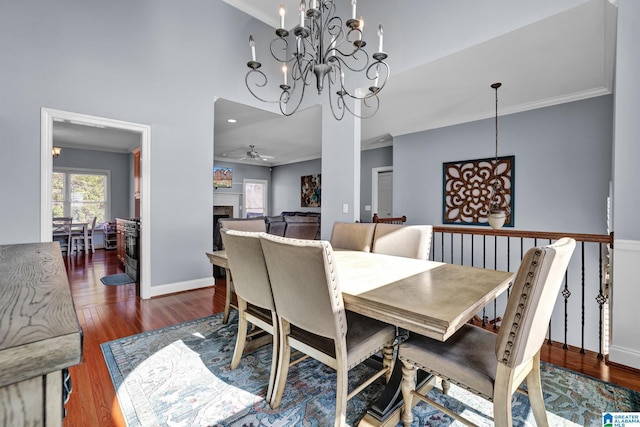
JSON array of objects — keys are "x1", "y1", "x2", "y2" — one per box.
[{"x1": 443, "y1": 155, "x2": 514, "y2": 226}]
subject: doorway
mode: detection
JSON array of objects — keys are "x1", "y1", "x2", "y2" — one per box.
[
  {"x1": 40, "y1": 108, "x2": 152, "y2": 298},
  {"x1": 371, "y1": 166, "x2": 393, "y2": 220}
]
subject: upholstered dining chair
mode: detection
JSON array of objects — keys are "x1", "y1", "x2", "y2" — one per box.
[
  {"x1": 71, "y1": 216, "x2": 97, "y2": 254},
  {"x1": 371, "y1": 224, "x2": 433, "y2": 260},
  {"x1": 220, "y1": 229, "x2": 279, "y2": 404},
  {"x1": 259, "y1": 233, "x2": 397, "y2": 427},
  {"x1": 217, "y1": 218, "x2": 267, "y2": 323},
  {"x1": 52, "y1": 217, "x2": 73, "y2": 256},
  {"x1": 397, "y1": 237, "x2": 576, "y2": 427},
  {"x1": 329, "y1": 222, "x2": 376, "y2": 252}
]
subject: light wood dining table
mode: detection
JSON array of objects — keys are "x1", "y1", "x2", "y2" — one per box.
[{"x1": 206, "y1": 248, "x2": 513, "y2": 426}]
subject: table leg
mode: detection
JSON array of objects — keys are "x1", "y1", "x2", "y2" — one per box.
[{"x1": 358, "y1": 362, "x2": 433, "y2": 427}]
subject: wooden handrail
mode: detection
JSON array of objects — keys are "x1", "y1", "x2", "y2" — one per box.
[
  {"x1": 432, "y1": 226, "x2": 613, "y2": 245},
  {"x1": 373, "y1": 213, "x2": 407, "y2": 224}
]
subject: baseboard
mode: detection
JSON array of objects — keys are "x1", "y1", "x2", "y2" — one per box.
[
  {"x1": 147, "y1": 277, "x2": 214, "y2": 298},
  {"x1": 608, "y1": 344, "x2": 640, "y2": 371}
]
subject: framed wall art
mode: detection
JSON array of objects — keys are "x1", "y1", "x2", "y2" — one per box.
[
  {"x1": 301, "y1": 174, "x2": 321, "y2": 207},
  {"x1": 442, "y1": 155, "x2": 515, "y2": 226},
  {"x1": 213, "y1": 166, "x2": 233, "y2": 188}
]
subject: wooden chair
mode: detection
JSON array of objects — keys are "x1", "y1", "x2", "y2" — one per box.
[
  {"x1": 329, "y1": 222, "x2": 376, "y2": 252},
  {"x1": 217, "y1": 218, "x2": 267, "y2": 324},
  {"x1": 397, "y1": 238, "x2": 576, "y2": 427},
  {"x1": 72, "y1": 216, "x2": 97, "y2": 254},
  {"x1": 259, "y1": 233, "x2": 397, "y2": 426},
  {"x1": 52, "y1": 217, "x2": 73, "y2": 255},
  {"x1": 220, "y1": 229, "x2": 279, "y2": 404},
  {"x1": 371, "y1": 224, "x2": 433, "y2": 260},
  {"x1": 372, "y1": 213, "x2": 407, "y2": 224}
]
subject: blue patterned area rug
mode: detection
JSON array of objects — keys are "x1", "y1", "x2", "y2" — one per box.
[{"x1": 101, "y1": 312, "x2": 640, "y2": 426}]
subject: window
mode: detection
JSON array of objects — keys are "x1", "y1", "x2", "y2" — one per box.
[
  {"x1": 243, "y1": 179, "x2": 268, "y2": 218},
  {"x1": 53, "y1": 168, "x2": 110, "y2": 225}
]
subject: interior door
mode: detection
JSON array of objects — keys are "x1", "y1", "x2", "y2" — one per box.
[{"x1": 377, "y1": 171, "x2": 393, "y2": 218}]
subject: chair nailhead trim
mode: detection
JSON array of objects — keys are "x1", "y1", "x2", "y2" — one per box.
[
  {"x1": 500, "y1": 248, "x2": 543, "y2": 365},
  {"x1": 398, "y1": 355, "x2": 493, "y2": 401}
]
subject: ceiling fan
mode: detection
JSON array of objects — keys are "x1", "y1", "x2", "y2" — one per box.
[{"x1": 238, "y1": 145, "x2": 274, "y2": 161}]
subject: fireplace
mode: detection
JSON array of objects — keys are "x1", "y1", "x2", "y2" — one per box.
[{"x1": 212, "y1": 193, "x2": 240, "y2": 277}]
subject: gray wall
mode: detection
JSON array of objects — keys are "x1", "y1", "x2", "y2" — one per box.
[
  {"x1": 0, "y1": 0, "x2": 619, "y2": 296},
  {"x1": 53, "y1": 147, "x2": 132, "y2": 221},
  {"x1": 394, "y1": 95, "x2": 613, "y2": 234},
  {"x1": 0, "y1": 0, "x2": 277, "y2": 289},
  {"x1": 270, "y1": 147, "x2": 392, "y2": 222},
  {"x1": 271, "y1": 159, "x2": 322, "y2": 216}
]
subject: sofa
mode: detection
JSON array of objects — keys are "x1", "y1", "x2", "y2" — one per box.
[
  {"x1": 266, "y1": 211, "x2": 321, "y2": 240},
  {"x1": 211, "y1": 212, "x2": 320, "y2": 278}
]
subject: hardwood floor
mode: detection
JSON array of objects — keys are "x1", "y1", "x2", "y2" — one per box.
[{"x1": 63, "y1": 249, "x2": 640, "y2": 426}]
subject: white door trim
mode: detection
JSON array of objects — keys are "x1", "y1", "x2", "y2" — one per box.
[
  {"x1": 371, "y1": 166, "x2": 393, "y2": 221},
  {"x1": 41, "y1": 108, "x2": 152, "y2": 299}
]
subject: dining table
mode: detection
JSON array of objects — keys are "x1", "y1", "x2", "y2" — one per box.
[
  {"x1": 52, "y1": 221, "x2": 89, "y2": 255},
  {"x1": 206, "y1": 247, "x2": 513, "y2": 426}
]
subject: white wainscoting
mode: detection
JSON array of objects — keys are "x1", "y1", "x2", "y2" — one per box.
[{"x1": 609, "y1": 239, "x2": 640, "y2": 370}]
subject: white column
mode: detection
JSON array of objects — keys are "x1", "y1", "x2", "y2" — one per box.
[
  {"x1": 320, "y1": 100, "x2": 361, "y2": 239},
  {"x1": 610, "y1": 0, "x2": 640, "y2": 369}
]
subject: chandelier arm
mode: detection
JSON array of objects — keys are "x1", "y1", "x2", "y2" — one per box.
[
  {"x1": 327, "y1": 91, "x2": 346, "y2": 121},
  {"x1": 279, "y1": 71, "x2": 308, "y2": 117},
  {"x1": 245, "y1": 70, "x2": 284, "y2": 104},
  {"x1": 328, "y1": 75, "x2": 380, "y2": 119},
  {"x1": 268, "y1": 37, "x2": 291, "y2": 63}
]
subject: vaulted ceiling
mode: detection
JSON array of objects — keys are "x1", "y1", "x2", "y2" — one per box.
[{"x1": 53, "y1": 1, "x2": 617, "y2": 167}]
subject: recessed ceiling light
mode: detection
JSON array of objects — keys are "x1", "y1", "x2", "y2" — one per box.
[{"x1": 227, "y1": 119, "x2": 237, "y2": 123}]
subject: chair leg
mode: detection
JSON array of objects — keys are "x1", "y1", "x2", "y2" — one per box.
[
  {"x1": 222, "y1": 269, "x2": 233, "y2": 324},
  {"x1": 334, "y1": 362, "x2": 348, "y2": 427},
  {"x1": 493, "y1": 363, "x2": 515, "y2": 427},
  {"x1": 400, "y1": 361, "x2": 417, "y2": 427},
  {"x1": 270, "y1": 319, "x2": 292, "y2": 409},
  {"x1": 230, "y1": 300, "x2": 249, "y2": 370},
  {"x1": 526, "y1": 352, "x2": 549, "y2": 427},
  {"x1": 265, "y1": 311, "x2": 279, "y2": 405}
]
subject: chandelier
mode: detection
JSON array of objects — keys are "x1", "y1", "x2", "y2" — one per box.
[
  {"x1": 485, "y1": 82, "x2": 511, "y2": 230},
  {"x1": 245, "y1": 0, "x2": 389, "y2": 120}
]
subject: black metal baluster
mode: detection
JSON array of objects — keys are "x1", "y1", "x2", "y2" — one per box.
[
  {"x1": 596, "y1": 242, "x2": 605, "y2": 359},
  {"x1": 581, "y1": 241, "x2": 586, "y2": 354},
  {"x1": 482, "y1": 235, "x2": 487, "y2": 327},
  {"x1": 562, "y1": 267, "x2": 571, "y2": 349},
  {"x1": 493, "y1": 235, "x2": 498, "y2": 329}
]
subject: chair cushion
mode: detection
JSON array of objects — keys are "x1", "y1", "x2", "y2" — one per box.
[
  {"x1": 246, "y1": 303, "x2": 274, "y2": 325},
  {"x1": 344, "y1": 311, "x2": 396, "y2": 369},
  {"x1": 291, "y1": 311, "x2": 395, "y2": 367},
  {"x1": 399, "y1": 324, "x2": 498, "y2": 400}
]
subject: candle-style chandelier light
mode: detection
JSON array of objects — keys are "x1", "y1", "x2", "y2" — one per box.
[
  {"x1": 485, "y1": 82, "x2": 511, "y2": 230},
  {"x1": 245, "y1": 0, "x2": 389, "y2": 120}
]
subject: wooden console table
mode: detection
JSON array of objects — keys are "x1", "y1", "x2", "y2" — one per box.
[{"x1": 0, "y1": 242, "x2": 83, "y2": 426}]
